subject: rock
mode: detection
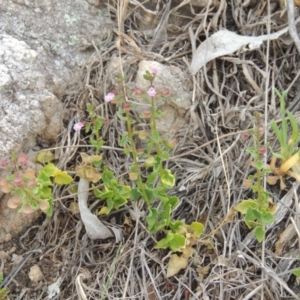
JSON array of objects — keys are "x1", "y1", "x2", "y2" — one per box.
[
  {"x1": 0, "y1": 194, "x2": 41, "y2": 238},
  {"x1": 107, "y1": 59, "x2": 193, "y2": 139},
  {"x1": 0, "y1": 0, "x2": 111, "y2": 238},
  {"x1": 134, "y1": 60, "x2": 192, "y2": 139},
  {"x1": 29, "y1": 264, "x2": 44, "y2": 283}
]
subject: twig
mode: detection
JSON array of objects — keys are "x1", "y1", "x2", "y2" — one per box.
[{"x1": 287, "y1": 0, "x2": 300, "y2": 53}]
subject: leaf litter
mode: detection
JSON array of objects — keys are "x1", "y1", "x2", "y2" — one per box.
[{"x1": 4, "y1": 0, "x2": 300, "y2": 299}]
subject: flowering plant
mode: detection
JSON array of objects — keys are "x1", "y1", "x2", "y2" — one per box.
[
  {"x1": 74, "y1": 69, "x2": 204, "y2": 252},
  {"x1": 0, "y1": 152, "x2": 73, "y2": 216}
]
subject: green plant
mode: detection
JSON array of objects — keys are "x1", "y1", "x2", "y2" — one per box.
[
  {"x1": 0, "y1": 273, "x2": 9, "y2": 300},
  {"x1": 268, "y1": 89, "x2": 300, "y2": 188},
  {"x1": 237, "y1": 113, "x2": 275, "y2": 242},
  {"x1": 0, "y1": 152, "x2": 73, "y2": 216},
  {"x1": 74, "y1": 68, "x2": 203, "y2": 253}
]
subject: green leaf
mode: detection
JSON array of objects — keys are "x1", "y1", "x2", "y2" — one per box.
[
  {"x1": 156, "y1": 110, "x2": 164, "y2": 117},
  {"x1": 118, "y1": 185, "x2": 131, "y2": 198},
  {"x1": 54, "y1": 170, "x2": 73, "y2": 185},
  {"x1": 91, "y1": 139, "x2": 104, "y2": 150},
  {"x1": 120, "y1": 134, "x2": 128, "y2": 147},
  {"x1": 116, "y1": 111, "x2": 127, "y2": 121},
  {"x1": 146, "y1": 207, "x2": 158, "y2": 233},
  {"x1": 292, "y1": 269, "x2": 300, "y2": 277},
  {"x1": 143, "y1": 70, "x2": 153, "y2": 81},
  {"x1": 37, "y1": 171, "x2": 53, "y2": 186},
  {"x1": 155, "y1": 220, "x2": 169, "y2": 232},
  {"x1": 248, "y1": 207, "x2": 261, "y2": 220},
  {"x1": 42, "y1": 163, "x2": 58, "y2": 177},
  {"x1": 130, "y1": 188, "x2": 141, "y2": 201},
  {"x1": 98, "y1": 206, "x2": 110, "y2": 215},
  {"x1": 158, "y1": 195, "x2": 169, "y2": 203},
  {"x1": 253, "y1": 226, "x2": 265, "y2": 242},
  {"x1": 112, "y1": 196, "x2": 127, "y2": 209},
  {"x1": 93, "y1": 160, "x2": 102, "y2": 168},
  {"x1": 155, "y1": 232, "x2": 186, "y2": 251},
  {"x1": 260, "y1": 211, "x2": 275, "y2": 225},
  {"x1": 94, "y1": 118, "x2": 103, "y2": 131},
  {"x1": 159, "y1": 204, "x2": 171, "y2": 226},
  {"x1": 168, "y1": 196, "x2": 179, "y2": 209},
  {"x1": 144, "y1": 188, "x2": 156, "y2": 202},
  {"x1": 169, "y1": 221, "x2": 185, "y2": 232},
  {"x1": 86, "y1": 103, "x2": 94, "y2": 112},
  {"x1": 85, "y1": 122, "x2": 91, "y2": 133},
  {"x1": 161, "y1": 169, "x2": 175, "y2": 187},
  {"x1": 153, "y1": 156, "x2": 161, "y2": 172},
  {"x1": 254, "y1": 161, "x2": 263, "y2": 170},
  {"x1": 124, "y1": 148, "x2": 131, "y2": 156},
  {"x1": 147, "y1": 141, "x2": 153, "y2": 155},
  {"x1": 37, "y1": 186, "x2": 52, "y2": 199},
  {"x1": 190, "y1": 222, "x2": 204, "y2": 237},
  {"x1": 155, "y1": 237, "x2": 170, "y2": 249},
  {"x1": 90, "y1": 137, "x2": 98, "y2": 147},
  {"x1": 102, "y1": 167, "x2": 114, "y2": 182},
  {"x1": 95, "y1": 189, "x2": 114, "y2": 199},
  {"x1": 146, "y1": 171, "x2": 157, "y2": 185},
  {"x1": 93, "y1": 187, "x2": 102, "y2": 198},
  {"x1": 162, "y1": 140, "x2": 173, "y2": 151},
  {"x1": 151, "y1": 129, "x2": 160, "y2": 144},
  {"x1": 155, "y1": 231, "x2": 174, "y2": 249},
  {"x1": 145, "y1": 157, "x2": 155, "y2": 167},
  {"x1": 106, "y1": 199, "x2": 114, "y2": 213},
  {"x1": 271, "y1": 121, "x2": 284, "y2": 149},
  {"x1": 169, "y1": 233, "x2": 186, "y2": 251},
  {"x1": 161, "y1": 151, "x2": 170, "y2": 159},
  {"x1": 244, "y1": 207, "x2": 261, "y2": 228},
  {"x1": 236, "y1": 199, "x2": 259, "y2": 214},
  {"x1": 36, "y1": 151, "x2": 55, "y2": 164},
  {"x1": 272, "y1": 152, "x2": 285, "y2": 160}
]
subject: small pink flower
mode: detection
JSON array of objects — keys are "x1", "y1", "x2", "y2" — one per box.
[
  {"x1": 258, "y1": 124, "x2": 264, "y2": 137},
  {"x1": 13, "y1": 176, "x2": 23, "y2": 187},
  {"x1": 104, "y1": 92, "x2": 115, "y2": 102},
  {"x1": 123, "y1": 103, "x2": 131, "y2": 111},
  {"x1": 27, "y1": 178, "x2": 37, "y2": 188},
  {"x1": 143, "y1": 110, "x2": 152, "y2": 119},
  {"x1": 103, "y1": 118, "x2": 110, "y2": 124},
  {"x1": 0, "y1": 177, "x2": 8, "y2": 187},
  {"x1": 147, "y1": 87, "x2": 156, "y2": 97},
  {"x1": 0, "y1": 160, "x2": 8, "y2": 167},
  {"x1": 259, "y1": 146, "x2": 267, "y2": 156},
  {"x1": 17, "y1": 153, "x2": 28, "y2": 165},
  {"x1": 73, "y1": 122, "x2": 85, "y2": 131},
  {"x1": 241, "y1": 132, "x2": 250, "y2": 140},
  {"x1": 151, "y1": 67, "x2": 158, "y2": 75},
  {"x1": 21, "y1": 160, "x2": 28, "y2": 167}
]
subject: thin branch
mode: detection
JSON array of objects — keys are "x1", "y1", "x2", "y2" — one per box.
[{"x1": 287, "y1": 0, "x2": 300, "y2": 53}]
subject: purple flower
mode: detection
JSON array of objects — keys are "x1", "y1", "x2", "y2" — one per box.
[
  {"x1": 104, "y1": 92, "x2": 115, "y2": 102},
  {"x1": 151, "y1": 67, "x2": 158, "y2": 75},
  {"x1": 73, "y1": 122, "x2": 85, "y2": 131},
  {"x1": 147, "y1": 87, "x2": 156, "y2": 97}
]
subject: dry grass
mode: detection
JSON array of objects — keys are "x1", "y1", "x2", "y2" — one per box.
[{"x1": 4, "y1": 0, "x2": 300, "y2": 299}]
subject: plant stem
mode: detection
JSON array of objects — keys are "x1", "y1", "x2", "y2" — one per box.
[
  {"x1": 122, "y1": 89, "x2": 150, "y2": 204},
  {"x1": 150, "y1": 96, "x2": 162, "y2": 156},
  {"x1": 254, "y1": 113, "x2": 266, "y2": 207}
]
